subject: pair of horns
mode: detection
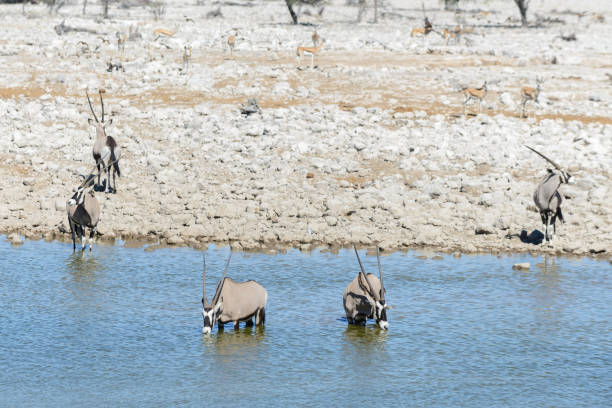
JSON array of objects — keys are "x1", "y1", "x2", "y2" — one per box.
[
  {"x1": 524, "y1": 145, "x2": 562, "y2": 170},
  {"x1": 86, "y1": 89, "x2": 105, "y2": 123},
  {"x1": 202, "y1": 249, "x2": 233, "y2": 307},
  {"x1": 353, "y1": 245, "x2": 385, "y2": 301}
]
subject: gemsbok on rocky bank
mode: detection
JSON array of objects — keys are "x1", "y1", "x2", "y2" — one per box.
[
  {"x1": 525, "y1": 145, "x2": 575, "y2": 242},
  {"x1": 202, "y1": 250, "x2": 268, "y2": 334},
  {"x1": 343, "y1": 246, "x2": 389, "y2": 330},
  {"x1": 86, "y1": 89, "x2": 121, "y2": 193}
]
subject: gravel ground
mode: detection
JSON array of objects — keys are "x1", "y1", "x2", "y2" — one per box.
[{"x1": 0, "y1": 0, "x2": 610, "y2": 257}]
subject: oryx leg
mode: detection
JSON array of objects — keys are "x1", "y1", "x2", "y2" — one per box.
[
  {"x1": 112, "y1": 166, "x2": 117, "y2": 193},
  {"x1": 68, "y1": 217, "x2": 77, "y2": 251},
  {"x1": 233, "y1": 321, "x2": 239, "y2": 330},
  {"x1": 96, "y1": 160, "x2": 101, "y2": 187},
  {"x1": 245, "y1": 318, "x2": 254, "y2": 327},
  {"x1": 77, "y1": 224, "x2": 85, "y2": 251},
  {"x1": 550, "y1": 213, "x2": 557, "y2": 242},
  {"x1": 106, "y1": 164, "x2": 112, "y2": 193},
  {"x1": 311, "y1": 54, "x2": 314, "y2": 69},
  {"x1": 88, "y1": 227, "x2": 95, "y2": 251},
  {"x1": 218, "y1": 322, "x2": 224, "y2": 331}
]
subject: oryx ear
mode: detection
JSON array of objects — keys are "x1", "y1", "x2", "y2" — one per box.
[{"x1": 106, "y1": 118, "x2": 113, "y2": 125}]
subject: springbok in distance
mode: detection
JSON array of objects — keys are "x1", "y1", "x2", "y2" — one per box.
[
  {"x1": 66, "y1": 163, "x2": 101, "y2": 251},
  {"x1": 86, "y1": 89, "x2": 121, "y2": 193},
  {"x1": 525, "y1": 145, "x2": 574, "y2": 242},
  {"x1": 182, "y1": 45, "x2": 192, "y2": 73},
  {"x1": 297, "y1": 38, "x2": 325, "y2": 69},
  {"x1": 520, "y1": 77, "x2": 542, "y2": 118},
  {"x1": 312, "y1": 30, "x2": 320, "y2": 46},
  {"x1": 153, "y1": 28, "x2": 175, "y2": 40},
  {"x1": 443, "y1": 26, "x2": 461, "y2": 45},
  {"x1": 116, "y1": 31, "x2": 126, "y2": 53},
  {"x1": 343, "y1": 246, "x2": 389, "y2": 330},
  {"x1": 227, "y1": 33, "x2": 236, "y2": 56},
  {"x1": 463, "y1": 81, "x2": 487, "y2": 116},
  {"x1": 202, "y1": 250, "x2": 268, "y2": 334}
]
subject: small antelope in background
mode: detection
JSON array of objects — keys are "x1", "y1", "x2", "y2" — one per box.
[
  {"x1": 520, "y1": 77, "x2": 542, "y2": 118},
  {"x1": 411, "y1": 16, "x2": 433, "y2": 37},
  {"x1": 343, "y1": 246, "x2": 389, "y2": 330},
  {"x1": 463, "y1": 81, "x2": 487, "y2": 116},
  {"x1": 227, "y1": 33, "x2": 236, "y2": 56},
  {"x1": 116, "y1": 31, "x2": 126, "y2": 53},
  {"x1": 297, "y1": 38, "x2": 325, "y2": 69},
  {"x1": 312, "y1": 30, "x2": 321, "y2": 46},
  {"x1": 525, "y1": 145, "x2": 574, "y2": 243},
  {"x1": 66, "y1": 165, "x2": 100, "y2": 251},
  {"x1": 182, "y1": 45, "x2": 192, "y2": 73},
  {"x1": 443, "y1": 26, "x2": 461, "y2": 45},
  {"x1": 202, "y1": 250, "x2": 268, "y2": 334},
  {"x1": 86, "y1": 89, "x2": 121, "y2": 193},
  {"x1": 153, "y1": 28, "x2": 175, "y2": 40}
]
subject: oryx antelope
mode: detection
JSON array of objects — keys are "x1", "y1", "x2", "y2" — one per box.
[
  {"x1": 86, "y1": 89, "x2": 121, "y2": 193},
  {"x1": 525, "y1": 145, "x2": 574, "y2": 242},
  {"x1": 66, "y1": 164, "x2": 101, "y2": 251},
  {"x1": 520, "y1": 77, "x2": 542, "y2": 118},
  {"x1": 343, "y1": 246, "x2": 389, "y2": 330},
  {"x1": 201, "y1": 251, "x2": 268, "y2": 334},
  {"x1": 463, "y1": 81, "x2": 487, "y2": 116}
]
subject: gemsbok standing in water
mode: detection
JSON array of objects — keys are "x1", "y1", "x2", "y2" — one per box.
[
  {"x1": 343, "y1": 246, "x2": 389, "y2": 330},
  {"x1": 201, "y1": 250, "x2": 268, "y2": 334},
  {"x1": 525, "y1": 145, "x2": 574, "y2": 242},
  {"x1": 66, "y1": 164, "x2": 101, "y2": 251},
  {"x1": 86, "y1": 89, "x2": 121, "y2": 193}
]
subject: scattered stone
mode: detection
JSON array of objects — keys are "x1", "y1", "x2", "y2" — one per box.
[
  {"x1": 512, "y1": 263, "x2": 530, "y2": 270},
  {"x1": 7, "y1": 233, "x2": 23, "y2": 245}
]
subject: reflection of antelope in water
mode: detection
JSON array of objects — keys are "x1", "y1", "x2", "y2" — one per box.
[
  {"x1": 343, "y1": 246, "x2": 389, "y2": 330},
  {"x1": 202, "y1": 250, "x2": 268, "y2": 334},
  {"x1": 525, "y1": 145, "x2": 574, "y2": 242},
  {"x1": 86, "y1": 89, "x2": 121, "y2": 193}
]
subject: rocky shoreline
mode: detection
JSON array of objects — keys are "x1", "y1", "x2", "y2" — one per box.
[{"x1": 0, "y1": 1, "x2": 610, "y2": 258}]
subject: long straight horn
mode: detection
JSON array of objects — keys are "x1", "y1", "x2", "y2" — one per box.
[
  {"x1": 524, "y1": 145, "x2": 562, "y2": 170},
  {"x1": 86, "y1": 90, "x2": 99, "y2": 123},
  {"x1": 98, "y1": 89, "x2": 105, "y2": 122},
  {"x1": 202, "y1": 253, "x2": 209, "y2": 307},
  {"x1": 353, "y1": 245, "x2": 377, "y2": 300},
  {"x1": 376, "y1": 246, "x2": 385, "y2": 300},
  {"x1": 212, "y1": 248, "x2": 232, "y2": 305}
]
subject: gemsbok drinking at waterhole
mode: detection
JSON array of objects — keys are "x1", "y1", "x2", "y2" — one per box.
[
  {"x1": 86, "y1": 89, "x2": 121, "y2": 193},
  {"x1": 343, "y1": 246, "x2": 389, "y2": 330},
  {"x1": 525, "y1": 145, "x2": 575, "y2": 242},
  {"x1": 202, "y1": 250, "x2": 268, "y2": 334},
  {"x1": 66, "y1": 163, "x2": 102, "y2": 251}
]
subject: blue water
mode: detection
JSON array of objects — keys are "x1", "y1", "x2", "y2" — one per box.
[{"x1": 0, "y1": 238, "x2": 610, "y2": 407}]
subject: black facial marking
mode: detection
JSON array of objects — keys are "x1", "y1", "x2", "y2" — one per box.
[{"x1": 204, "y1": 315, "x2": 211, "y2": 327}]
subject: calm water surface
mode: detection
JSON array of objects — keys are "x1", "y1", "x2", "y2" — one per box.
[{"x1": 0, "y1": 238, "x2": 610, "y2": 407}]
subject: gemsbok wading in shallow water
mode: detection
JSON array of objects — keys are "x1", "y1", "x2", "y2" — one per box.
[
  {"x1": 66, "y1": 164, "x2": 101, "y2": 251},
  {"x1": 201, "y1": 250, "x2": 268, "y2": 334},
  {"x1": 525, "y1": 145, "x2": 574, "y2": 242},
  {"x1": 86, "y1": 89, "x2": 121, "y2": 193},
  {"x1": 343, "y1": 246, "x2": 389, "y2": 330}
]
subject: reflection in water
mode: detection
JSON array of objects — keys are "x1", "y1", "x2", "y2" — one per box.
[
  {"x1": 65, "y1": 251, "x2": 103, "y2": 282},
  {"x1": 342, "y1": 323, "x2": 388, "y2": 350},
  {"x1": 202, "y1": 326, "x2": 267, "y2": 357}
]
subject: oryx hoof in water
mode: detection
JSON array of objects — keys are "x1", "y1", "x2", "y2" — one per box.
[
  {"x1": 201, "y1": 249, "x2": 268, "y2": 335},
  {"x1": 525, "y1": 145, "x2": 574, "y2": 243},
  {"x1": 343, "y1": 245, "x2": 389, "y2": 330}
]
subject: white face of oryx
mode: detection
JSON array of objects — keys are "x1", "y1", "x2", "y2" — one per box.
[
  {"x1": 201, "y1": 301, "x2": 223, "y2": 334},
  {"x1": 375, "y1": 300, "x2": 389, "y2": 330}
]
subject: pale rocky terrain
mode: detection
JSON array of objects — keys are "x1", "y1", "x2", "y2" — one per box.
[{"x1": 0, "y1": 0, "x2": 610, "y2": 257}]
